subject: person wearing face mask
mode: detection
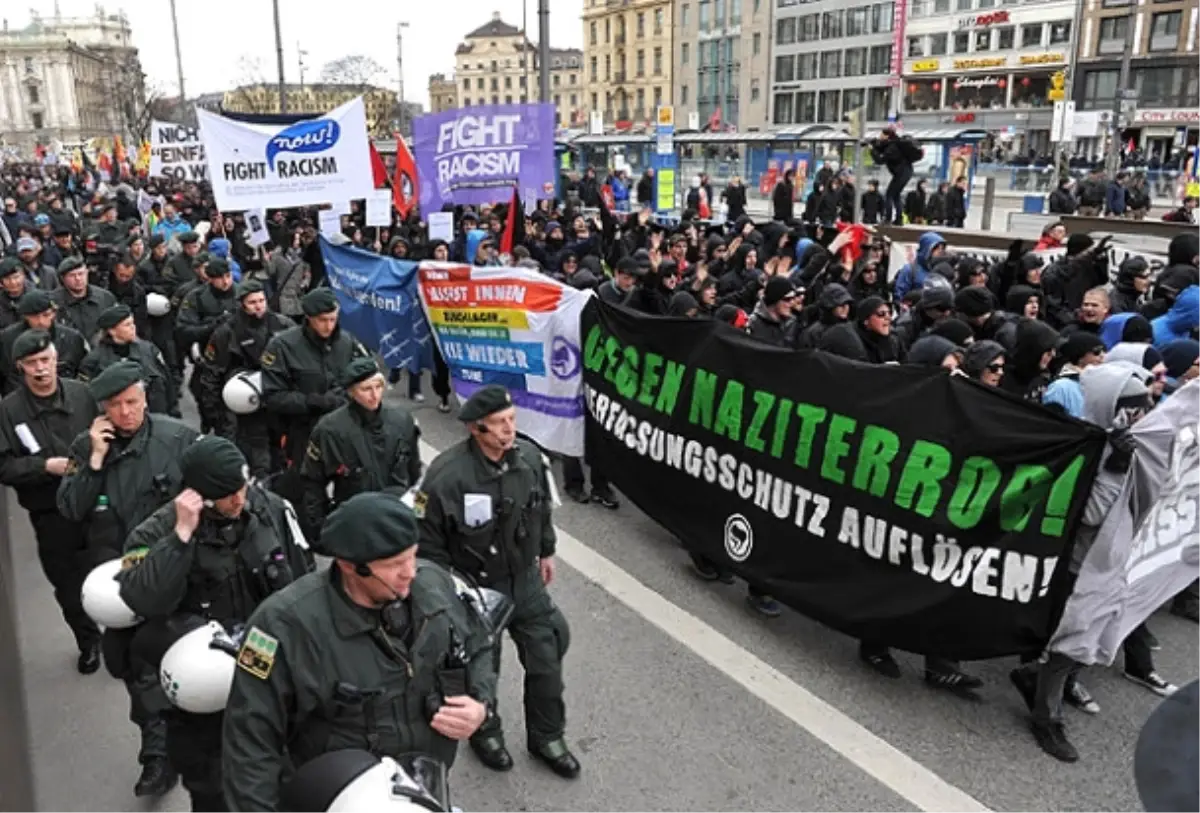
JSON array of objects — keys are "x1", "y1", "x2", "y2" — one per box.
[
  {"x1": 222, "y1": 492, "x2": 497, "y2": 811},
  {"x1": 197, "y1": 281, "x2": 294, "y2": 477},
  {"x1": 416, "y1": 385, "x2": 579, "y2": 779},
  {"x1": 298, "y1": 357, "x2": 422, "y2": 541},
  {"x1": 51, "y1": 256, "x2": 117, "y2": 341},
  {"x1": 116, "y1": 436, "x2": 313, "y2": 812},
  {"x1": 1108, "y1": 257, "x2": 1153, "y2": 315},
  {"x1": 57, "y1": 360, "x2": 201, "y2": 799},
  {"x1": 79, "y1": 305, "x2": 177, "y2": 416},
  {"x1": 0, "y1": 331, "x2": 102, "y2": 674},
  {"x1": 0, "y1": 290, "x2": 87, "y2": 394}
]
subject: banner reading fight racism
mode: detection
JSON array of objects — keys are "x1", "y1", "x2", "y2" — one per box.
[
  {"x1": 149, "y1": 120, "x2": 208, "y2": 182},
  {"x1": 417, "y1": 263, "x2": 589, "y2": 457},
  {"x1": 582, "y1": 300, "x2": 1106, "y2": 660},
  {"x1": 413, "y1": 104, "x2": 557, "y2": 210},
  {"x1": 319, "y1": 237, "x2": 434, "y2": 376},
  {"x1": 197, "y1": 97, "x2": 374, "y2": 211}
]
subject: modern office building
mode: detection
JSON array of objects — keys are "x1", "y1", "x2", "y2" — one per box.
[
  {"x1": 899, "y1": 0, "x2": 1076, "y2": 154},
  {"x1": 769, "y1": 0, "x2": 900, "y2": 128}
]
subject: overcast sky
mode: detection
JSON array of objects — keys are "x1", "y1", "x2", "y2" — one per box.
[{"x1": 7, "y1": 0, "x2": 583, "y2": 108}]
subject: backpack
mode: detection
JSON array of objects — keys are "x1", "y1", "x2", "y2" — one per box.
[{"x1": 900, "y1": 138, "x2": 925, "y2": 164}]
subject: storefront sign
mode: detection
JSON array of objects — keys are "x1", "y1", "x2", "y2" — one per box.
[
  {"x1": 954, "y1": 75, "x2": 1004, "y2": 89},
  {"x1": 954, "y1": 57, "x2": 1007, "y2": 70},
  {"x1": 1133, "y1": 109, "x2": 1200, "y2": 125},
  {"x1": 912, "y1": 59, "x2": 941, "y2": 72},
  {"x1": 1020, "y1": 53, "x2": 1065, "y2": 65},
  {"x1": 958, "y1": 9, "x2": 1010, "y2": 28}
]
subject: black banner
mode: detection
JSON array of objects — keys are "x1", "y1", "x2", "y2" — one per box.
[{"x1": 582, "y1": 300, "x2": 1107, "y2": 660}]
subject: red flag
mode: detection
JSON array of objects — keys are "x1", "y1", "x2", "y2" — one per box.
[
  {"x1": 500, "y1": 187, "x2": 525, "y2": 255},
  {"x1": 393, "y1": 136, "x2": 419, "y2": 220},
  {"x1": 369, "y1": 142, "x2": 389, "y2": 189}
]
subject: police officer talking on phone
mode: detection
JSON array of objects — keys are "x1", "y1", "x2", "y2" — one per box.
[
  {"x1": 57, "y1": 359, "x2": 200, "y2": 798},
  {"x1": 415, "y1": 384, "x2": 580, "y2": 779},
  {"x1": 221, "y1": 492, "x2": 497, "y2": 812}
]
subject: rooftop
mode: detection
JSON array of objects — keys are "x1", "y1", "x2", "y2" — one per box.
[{"x1": 465, "y1": 12, "x2": 522, "y2": 39}]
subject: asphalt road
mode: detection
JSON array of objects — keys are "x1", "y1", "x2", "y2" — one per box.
[{"x1": 11, "y1": 380, "x2": 1198, "y2": 812}]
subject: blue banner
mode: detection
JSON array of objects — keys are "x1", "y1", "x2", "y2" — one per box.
[{"x1": 319, "y1": 237, "x2": 433, "y2": 373}]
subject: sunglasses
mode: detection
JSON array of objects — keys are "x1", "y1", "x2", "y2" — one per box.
[
  {"x1": 872, "y1": 309, "x2": 891, "y2": 318},
  {"x1": 986, "y1": 363, "x2": 1005, "y2": 373}
]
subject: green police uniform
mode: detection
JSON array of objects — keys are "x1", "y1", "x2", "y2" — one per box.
[
  {"x1": 299, "y1": 358, "x2": 422, "y2": 538},
  {"x1": 175, "y1": 272, "x2": 239, "y2": 350},
  {"x1": 221, "y1": 493, "x2": 498, "y2": 812},
  {"x1": 0, "y1": 321, "x2": 88, "y2": 394},
  {"x1": 259, "y1": 296, "x2": 369, "y2": 466},
  {"x1": 78, "y1": 332, "x2": 177, "y2": 417},
  {"x1": 118, "y1": 437, "x2": 314, "y2": 811},
  {"x1": 55, "y1": 360, "x2": 200, "y2": 787},
  {"x1": 0, "y1": 261, "x2": 26, "y2": 330},
  {"x1": 50, "y1": 266, "x2": 117, "y2": 341},
  {"x1": 415, "y1": 385, "x2": 578, "y2": 777}
]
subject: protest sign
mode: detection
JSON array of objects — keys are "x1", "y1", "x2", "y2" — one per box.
[
  {"x1": 413, "y1": 103, "x2": 557, "y2": 209},
  {"x1": 427, "y1": 212, "x2": 455, "y2": 243},
  {"x1": 319, "y1": 237, "x2": 433, "y2": 375},
  {"x1": 245, "y1": 209, "x2": 271, "y2": 247},
  {"x1": 416, "y1": 263, "x2": 590, "y2": 456},
  {"x1": 581, "y1": 300, "x2": 1106, "y2": 659},
  {"x1": 318, "y1": 209, "x2": 342, "y2": 239},
  {"x1": 149, "y1": 120, "x2": 208, "y2": 182},
  {"x1": 366, "y1": 189, "x2": 393, "y2": 227},
  {"x1": 1050, "y1": 380, "x2": 1200, "y2": 666},
  {"x1": 197, "y1": 98, "x2": 373, "y2": 211}
]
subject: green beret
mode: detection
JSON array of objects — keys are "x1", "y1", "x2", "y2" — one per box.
[
  {"x1": 180, "y1": 436, "x2": 247, "y2": 500},
  {"x1": 178, "y1": 231, "x2": 200, "y2": 245},
  {"x1": 0, "y1": 258, "x2": 22, "y2": 278},
  {"x1": 148, "y1": 233, "x2": 166, "y2": 248},
  {"x1": 301, "y1": 288, "x2": 339, "y2": 316},
  {"x1": 459, "y1": 384, "x2": 514, "y2": 422},
  {"x1": 236, "y1": 279, "x2": 264, "y2": 300},
  {"x1": 204, "y1": 258, "x2": 231, "y2": 278},
  {"x1": 342, "y1": 357, "x2": 382, "y2": 388},
  {"x1": 97, "y1": 304, "x2": 133, "y2": 331},
  {"x1": 318, "y1": 492, "x2": 418, "y2": 563},
  {"x1": 11, "y1": 329, "x2": 52, "y2": 363},
  {"x1": 87, "y1": 359, "x2": 143, "y2": 401},
  {"x1": 191, "y1": 251, "x2": 210, "y2": 269},
  {"x1": 17, "y1": 290, "x2": 54, "y2": 316},
  {"x1": 58, "y1": 256, "x2": 86, "y2": 275}
]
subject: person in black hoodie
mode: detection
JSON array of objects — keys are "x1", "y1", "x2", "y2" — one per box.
[
  {"x1": 847, "y1": 259, "x2": 889, "y2": 304},
  {"x1": 1041, "y1": 233, "x2": 1109, "y2": 329},
  {"x1": 1048, "y1": 178, "x2": 1077, "y2": 215},
  {"x1": 625, "y1": 258, "x2": 678, "y2": 315},
  {"x1": 1108, "y1": 256, "x2": 1151, "y2": 314},
  {"x1": 1140, "y1": 233, "x2": 1200, "y2": 321},
  {"x1": 955, "y1": 286, "x2": 1007, "y2": 342},
  {"x1": 869, "y1": 127, "x2": 920, "y2": 224},
  {"x1": 717, "y1": 244, "x2": 762, "y2": 309},
  {"x1": 995, "y1": 284, "x2": 1044, "y2": 350},
  {"x1": 815, "y1": 177, "x2": 843, "y2": 225},
  {"x1": 904, "y1": 180, "x2": 928, "y2": 225},
  {"x1": 1000, "y1": 318, "x2": 1060, "y2": 401},
  {"x1": 925, "y1": 182, "x2": 949, "y2": 225},
  {"x1": 746, "y1": 278, "x2": 799, "y2": 346},
  {"x1": 721, "y1": 177, "x2": 747, "y2": 221},
  {"x1": 795, "y1": 283, "x2": 852, "y2": 349},
  {"x1": 854, "y1": 296, "x2": 902, "y2": 363},
  {"x1": 598, "y1": 256, "x2": 642, "y2": 305},
  {"x1": 861, "y1": 180, "x2": 885, "y2": 225},
  {"x1": 945, "y1": 176, "x2": 969, "y2": 228},
  {"x1": 772, "y1": 169, "x2": 796, "y2": 222},
  {"x1": 1075, "y1": 169, "x2": 1106, "y2": 216},
  {"x1": 635, "y1": 169, "x2": 655, "y2": 207}
]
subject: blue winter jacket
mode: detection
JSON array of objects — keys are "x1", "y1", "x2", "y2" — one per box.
[
  {"x1": 1152, "y1": 285, "x2": 1199, "y2": 348},
  {"x1": 892, "y1": 232, "x2": 945, "y2": 300}
]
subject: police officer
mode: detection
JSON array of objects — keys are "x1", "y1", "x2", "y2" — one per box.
[
  {"x1": 299, "y1": 357, "x2": 422, "y2": 539},
  {"x1": 56, "y1": 359, "x2": 200, "y2": 798},
  {"x1": 0, "y1": 330, "x2": 101, "y2": 672},
  {"x1": 221, "y1": 492, "x2": 498, "y2": 811},
  {"x1": 118, "y1": 436, "x2": 313, "y2": 812},
  {"x1": 0, "y1": 257, "x2": 31, "y2": 329},
  {"x1": 108, "y1": 253, "x2": 151, "y2": 338},
  {"x1": 177, "y1": 257, "x2": 239, "y2": 352},
  {"x1": 260, "y1": 288, "x2": 369, "y2": 471},
  {"x1": 160, "y1": 231, "x2": 203, "y2": 387},
  {"x1": 416, "y1": 385, "x2": 580, "y2": 778},
  {"x1": 51, "y1": 256, "x2": 117, "y2": 341},
  {"x1": 79, "y1": 305, "x2": 178, "y2": 417},
  {"x1": 198, "y1": 280, "x2": 293, "y2": 477},
  {"x1": 138, "y1": 234, "x2": 176, "y2": 370},
  {"x1": 0, "y1": 290, "x2": 88, "y2": 394}
]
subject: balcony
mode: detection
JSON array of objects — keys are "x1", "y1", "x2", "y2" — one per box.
[{"x1": 613, "y1": 71, "x2": 627, "y2": 83}]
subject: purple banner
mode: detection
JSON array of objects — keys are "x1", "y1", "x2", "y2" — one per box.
[{"x1": 413, "y1": 103, "x2": 557, "y2": 210}]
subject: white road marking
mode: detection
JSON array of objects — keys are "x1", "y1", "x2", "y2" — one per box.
[{"x1": 419, "y1": 440, "x2": 989, "y2": 813}]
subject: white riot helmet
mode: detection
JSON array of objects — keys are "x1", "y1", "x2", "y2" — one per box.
[
  {"x1": 159, "y1": 621, "x2": 239, "y2": 714},
  {"x1": 223, "y1": 370, "x2": 263, "y2": 415},
  {"x1": 81, "y1": 558, "x2": 140, "y2": 629},
  {"x1": 190, "y1": 343, "x2": 202, "y2": 363},
  {"x1": 281, "y1": 750, "x2": 451, "y2": 812},
  {"x1": 449, "y1": 571, "x2": 514, "y2": 635},
  {"x1": 146, "y1": 292, "x2": 171, "y2": 317}
]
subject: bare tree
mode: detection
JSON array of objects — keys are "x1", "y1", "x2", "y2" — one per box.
[
  {"x1": 321, "y1": 55, "x2": 390, "y2": 134},
  {"x1": 229, "y1": 56, "x2": 276, "y2": 114}
]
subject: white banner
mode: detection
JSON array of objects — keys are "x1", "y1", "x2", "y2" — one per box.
[
  {"x1": 887, "y1": 241, "x2": 1169, "y2": 285},
  {"x1": 196, "y1": 97, "x2": 374, "y2": 211},
  {"x1": 149, "y1": 119, "x2": 208, "y2": 182},
  {"x1": 416, "y1": 263, "x2": 591, "y2": 457}
]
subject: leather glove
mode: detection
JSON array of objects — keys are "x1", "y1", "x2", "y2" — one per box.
[{"x1": 306, "y1": 392, "x2": 340, "y2": 412}]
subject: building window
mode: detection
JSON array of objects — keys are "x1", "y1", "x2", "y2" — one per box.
[
  {"x1": 1098, "y1": 16, "x2": 1129, "y2": 53},
  {"x1": 947, "y1": 75, "x2": 1006, "y2": 108},
  {"x1": 490, "y1": 77, "x2": 499, "y2": 91},
  {"x1": 682, "y1": 3, "x2": 690, "y2": 27},
  {"x1": 905, "y1": 78, "x2": 942, "y2": 111},
  {"x1": 820, "y1": 51, "x2": 842, "y2": 78},
  {"x1": 934, "y1": 0, "x2": 950, "y2": 11},
  {"x1": 682, "y1": 42, "x2": 690, "y2": 64},
  {"x1": 753, "y1": 32, "x2": 762, "y2": 54},
  {"x1": 592, "y1": 92, "x2": 598, "y2": 109},
  {"x1": 997, "y1": 26, "x2": 1015, "y2": 49},
  {"x1": 1021, "y1": 23, "x2": 1043, "y2": 48},
  {"x1": 929, "y1": 32, "x2": 948, "y2": 54},
  {"x1": 477, "y1": 77, "x2": 484, "y2": 89},
  {"x1": 682, "y1": 84, "x2": 690, "y2": 104},
  {"x1": 908, "y1": 36, "x2": 924, "y2": 57},
  {"x1": 819, "y1": 90, "x2": 840, "y2": 122},
  {"x1": 953, "y1": 31, "x2": 970, "y2": 52},
  {"x1": 868, "y1": 86, "x2": 891, "y2": 119},
  {"x1": 872, "y1": 2, "x2": 894, "y2": 33},
  {"x1": 751, "y1": 78, "x2": 760, "y2": 101},
  {"x1": 655, "y1": 8, "x2": 664, "y2": 32},
  {"x1": 1150, "y1": 11, "x2": 1182, "y2": 50},
  {"x1": 798, "y1": 52, "x2": 818, "y2": 79},
  {"x1": 797, "y1": 91, "x2": 816, "y2": 122},
  {"x1": 463, "y1": 78, "x2": 470, "y2": 90},
  {"x1": 492, "y1": 95, "x2": 499, "y2": 104},
  {"x1": 605, "y1": 19, "x2": 610, "y2": 41},
  {"x1": 776, "y1": 16, "x2": 796, "y2": 44},
  {"x1": 847, "y1": 6, "x2": 869, "y2": 35},
  {"x1": 845, "y1": 47, "x2": 868, "y2": 75},
  {"x1": 1048, "y1": 20, "x2": 1071, "y2": 44},
  {"x1": 590, "y1": 21, "x2": 597, "y2": 44},
  {"x1": 605, "y1": 54, "x2": 611, "y2": 79},
  {"x1": 508, "y1": 95, "x2": 515, "y2": 104},
  {"x1": 773, "y1": 92, "x2": 794, "y2": 125},
  {"x1": 654, "y1": 47, "x2": 663, "y2": 74},
  {"x1": 506, "y1": 76, "x2": 513, "y2": 89},
  {"x1": 590, "y1": 57, "x2": 598, "y2": 82},
  {"x1": 776, "y1": 54, "x2": 796, "y2": 81},
  {"x1": 975, "y1": 30, "x2": 991, "y2": 50},
  {"x1": 570, "y1": 73, "x2": 577, "y2": 84},
  {"x1": 869, "y1": 44, "x2": 893, "y2": 73},
  {"x1": 654, "y1": 86, "x2": 663, "y2": 107},
  {"x1": 822, "y1": 11, "x2": 843, "y2": 38},
  {"x1": 1135, "y1": 65, "x2": 1189, "y2": 105},
  {"x1": 636, "y1": 49, "x2": 645, "y2": 76},
  {"x1": 637, "y1": 11, "x2": 645, "y2": 37},
  {"x1": 799, "y1": 14, "x2": 819, "y2": 41},
  {"x1": 1101, "y1": 0, "x2": 1131, "y2": 5},
  {"x1": 843, "y1": 88, "x2": 865, "y2": 116}
]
